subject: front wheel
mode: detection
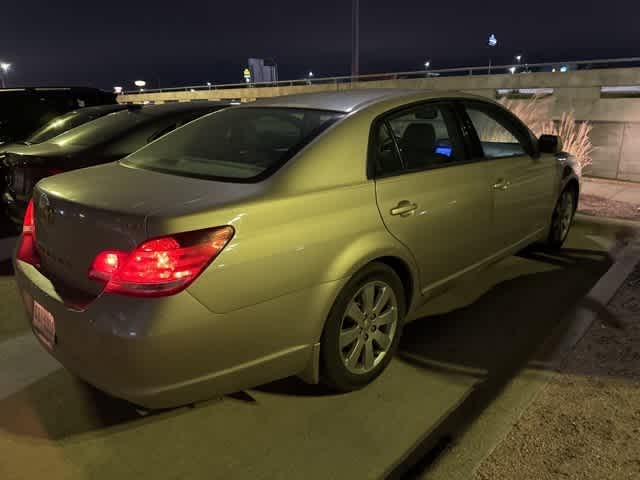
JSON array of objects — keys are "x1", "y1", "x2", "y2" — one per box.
[
  {"x1": 320, "y1": 262, "x2": 405, "y2": 392},
  {"x1": 546, "y1": 187, "x2": 576, "y2": 249}
]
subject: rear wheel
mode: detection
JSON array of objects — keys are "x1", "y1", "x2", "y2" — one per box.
[
  {"x1": 320, "y1": 262, "x2": 405, "y2": 392},
  {"x1": 547, "y1": 187, "x2": 577, "y2": 249}
]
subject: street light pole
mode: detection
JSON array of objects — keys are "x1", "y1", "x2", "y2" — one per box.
[
  {"x1": 487, "y1": 34, "x2": 497, "y2": 74},
  {"x1": 351, "y1": 0, "x2": 360, "y2": 78}
]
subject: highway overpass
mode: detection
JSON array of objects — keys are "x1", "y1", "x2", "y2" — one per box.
[{"x1": 119, "y1": 61, "x2": 640, "y2": 182}]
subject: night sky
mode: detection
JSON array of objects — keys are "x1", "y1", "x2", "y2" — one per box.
[{"x1": 1, "y1": 0, "x2": 638, "y2": 90}]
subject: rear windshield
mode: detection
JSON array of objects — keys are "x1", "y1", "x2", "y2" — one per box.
[
  {"x1": 50, "y1": 108, "x2": 155, "y2": 147},
  {"x1": 122, "y1": 107, "x2": 344, "y2": 181},
  {"x1": 26, "y1": 109, "x2": 109, "y2": 144}
]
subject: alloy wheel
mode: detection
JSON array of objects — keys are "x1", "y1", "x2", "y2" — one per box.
[
  {"x1": 338, "y1": 281, "x2": 398, "y2": 375},
  {"x1": 557, "y1": 191, "x2": 574, "y2": 241}
]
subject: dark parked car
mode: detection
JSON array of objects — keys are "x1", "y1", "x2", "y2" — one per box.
[
  {"x1": 0, "y1": 87, "x2": 116, "y2": 145},
  {"x1": 3, "y1": 101, "x2": 229, "y2": 226},
  {"x1": 0, "y1": 104, "x2": 129, "y2": 228}
]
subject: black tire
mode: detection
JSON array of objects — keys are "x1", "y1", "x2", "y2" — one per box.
[
  {"x1": 320, "y1": 262, "x2": 406, "y2": 392},
  {"x1": 546, "y1": 186, "x2": 577, "y2": 249}
]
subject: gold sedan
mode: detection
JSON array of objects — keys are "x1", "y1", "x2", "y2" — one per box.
[{"x1": 14, "y1": 90, "x2": 579, "y2": 408}]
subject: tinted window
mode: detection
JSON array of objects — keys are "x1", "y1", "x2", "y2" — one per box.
[
  {"x1": 123, "y1": 107, "x2": 343, "y2": 181},
  {"x1": 51, "y1": 108, "x2": 155, "y2": 147},
  {"x1": 465, "y1": 106, "x2": 527, "y2": 159},
  {"x1": 26, "y1": 109, "x2": 103, "y2": 144},
  {"x1": 384, "y1": 103, "x2": 464, "y2": 173}
]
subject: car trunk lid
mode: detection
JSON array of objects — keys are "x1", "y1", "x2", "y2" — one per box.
[
  {"x1": 32, "y1": 162, "x2": 265, "y2": 300},
  {"x1": 3, "y1": 143, "x2": 83, "y2": 201}
]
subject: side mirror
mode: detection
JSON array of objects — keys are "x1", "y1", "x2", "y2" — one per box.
[{"x1": 538, "y1": 134, "x2": 563, "y2": 154}]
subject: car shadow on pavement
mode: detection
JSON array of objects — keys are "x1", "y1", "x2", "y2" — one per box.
[
  {"x1": 254, "y1": 377, "x2": 336, "y2": 397},
  {"x1": 0, "y1": 371, "x2": 133, "y2": 440},
  {"x1": 387, "y1": 246, "x2": 614, "y2": 477},
  {"x1": 0, "y1": 370, "x2": 156, "y2": 440},
  {"x1": 399, "y1": 248, "x2": 609, "y2": 376}
]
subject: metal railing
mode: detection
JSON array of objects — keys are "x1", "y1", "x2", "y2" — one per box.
[{"x1": 121, "y1": 57, "x2": 640, "y2": 95}]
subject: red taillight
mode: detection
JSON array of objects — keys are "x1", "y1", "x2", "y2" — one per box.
[
  {"x1": 17, "y1": 198, "x2": 40, "y2": 266},
  {"x1": 89, "y1": 226, "x2": 234, "y2": 297},
  {"x1": 88, "y1": 251, "x2": 129, "y2": 282}
]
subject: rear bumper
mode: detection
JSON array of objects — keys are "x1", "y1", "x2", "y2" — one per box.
[{"x1": 14, "y1": 257, "x2": 338, "y2": 408}]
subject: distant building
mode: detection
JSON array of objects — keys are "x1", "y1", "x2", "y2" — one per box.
[{"x1": 248, "y1": 58, "x2": 278, "y2": 83}]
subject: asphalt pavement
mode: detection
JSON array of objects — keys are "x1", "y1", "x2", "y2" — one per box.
[{"x1": 0, "y1": 214, "x2": 637, "y2": 480}]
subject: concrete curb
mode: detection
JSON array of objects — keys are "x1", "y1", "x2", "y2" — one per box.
[
  {"x1": 544, "y1": 241, "x2": 640, "y2": 362},
  {"x1": 574, "y1": 212, "x2": 640, "y2": 229}
]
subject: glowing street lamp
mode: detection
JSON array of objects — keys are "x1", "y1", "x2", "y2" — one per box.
[
  {"x1": 0, "y1": 62, "x2": 11, "y2": 88},
  {"x1": 114, "y1": 86, "x2": 123, "y2": 94},
  {"x1": 515, "y1": 55, "x2": 523, "y2": 63},
  {"x1": 134, "y1": 80, "x2": 146, "y2": 93},
  {"x1": 308, "y1": 71, "x2": 314, "y2": 78},
  {"x1": 509, "y1": 66, "x2": 516, "y2": 74}
]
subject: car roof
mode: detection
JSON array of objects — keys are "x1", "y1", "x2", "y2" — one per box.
[
  {"x1": 68, "y1": 104, "x2": 129, "y2": 114},
  {"x1": 126, "y1": 101, "x2": 231, "y2": 117},
  {"x1": 249, "y1": 89, "x2": 491, "y2": 113},
  {"x1": 0, "y1": 86, "x2": 110, "y2": 94}
]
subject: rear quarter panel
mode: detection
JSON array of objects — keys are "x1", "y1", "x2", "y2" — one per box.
[{"x1": 148, "y1": 182, "x2": 415, "y2": 316}]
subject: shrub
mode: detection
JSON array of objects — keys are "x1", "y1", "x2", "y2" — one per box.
[{"x1": 500, "y1": 96, "x2": 593, "y2": 175}]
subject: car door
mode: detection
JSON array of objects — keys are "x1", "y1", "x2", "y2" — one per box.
[
  {"x1": 461, "y1": 101, "x2": 556, "y2": 253},
  {"x1": 372, "y1": 101, "x2": 493, "y2": 296}
]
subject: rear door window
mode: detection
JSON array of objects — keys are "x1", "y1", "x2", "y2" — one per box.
[{"x1": 371, "y1": 102, "x2": 466, "y2": 177}]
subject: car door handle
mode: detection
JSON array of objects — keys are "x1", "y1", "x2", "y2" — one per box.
[
  {"x1": 390, "y1": 201, "x2": 418, "y2": 217},
  {"x1": 492, "y1": 179, "x2": 510, "y2": 191}
]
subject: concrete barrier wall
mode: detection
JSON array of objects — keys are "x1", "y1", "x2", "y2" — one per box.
[{"x1": 119, "y1": 68, "x2": 640, "y2": 182}]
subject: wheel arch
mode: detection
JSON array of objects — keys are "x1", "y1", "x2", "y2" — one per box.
[
  {"x1": 373, "y1": 256, "x2": 415, "y2": 314},
  {"x1": 564, "y1": 176, "x2": 580, "y2": 204},
  {"x1": 315, "y1": 234, "x2": 420, "y2": 342},
  {"x1": 561, "y1": 166, "x2": 580, "y2": 200}
]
